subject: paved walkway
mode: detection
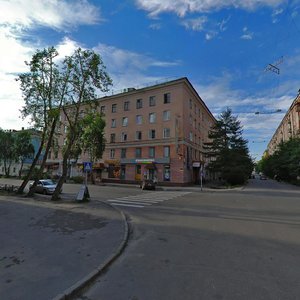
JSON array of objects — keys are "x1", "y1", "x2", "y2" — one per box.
[{"x1": 0, "y1": 194, "x2": 128, "y2": 300}]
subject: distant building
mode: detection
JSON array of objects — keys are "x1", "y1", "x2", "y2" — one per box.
[
  {"x1": 0, "y1": 128, "x2": 42, "y2": 177},
  {"x1": 47, "y1": 77, "x2": 216, "y2": 185},
  {"x1": 267, "y1": 92, "x2": 300, "y2": 155}
]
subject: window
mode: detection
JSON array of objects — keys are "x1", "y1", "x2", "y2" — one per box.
[
  {"x1": 111, "y1": 119, "x2": 116, "y2": 128},
  {"x1": 163, "y1": 110, "x2": 170, "y2": 121},
  {"x1": 112, "y1": 104, "x2": 117, "y2": 113},
  {"x1": 136, "y1": 115, "x2": 143, "y2": 125},
  {"x1": 110, "y1": 133, "x2": 116, "y2": 143},
  {"x1": 100, "y1": 105, "x2": 105, "y2": 114},
  {"x1": 121, "y1": 132, "x2": 127, "y2": 142},
  {"x1": 189, "y1": 99, "x2": 192, "y2": 109},
  {"x1": 149, "y1": 112, "x2": 156, "y2": 123},
  {"x1": 164, "y1": 93, "x2": 171, "y2": 104},
  {"x1": 149, "y1": 147, "x2": 155, "y2": 158},
  {"x1": 122, "y1": 117, "x2": 128, "y2": 127},
  {"x1": 110, "y1": 149, "x2": 115, "y2": 158},
  {"x1": 121, "y1": 148, "x2": 127, "y2": 158},
  {"x1": 124, "y1": 101, "x2": 130, "y2": 111},
  {"x1": 189, "y1": 132, "x2": 193, "y2": 142},
  {"x1": 149, "y1": 96, "x2": 156, "y2": 106},
  {"x1": 163, "y1": 146, "x2": 170, "y2": 158},
  {"x1": 135, "y1": 147, "x2": 142, "y2": 158},
  {"x1": 149, "y1": 129, "x2": 156, "y2": 139},
  {"x1": 136, "y1": 99, "x2": 143, "y2": 109},
  {"x1": 163, "y1": 128, "x2": 170, "y2": 138},
  {"x1": 136, "y1": 131, "x2": 142, "y2": 140}
]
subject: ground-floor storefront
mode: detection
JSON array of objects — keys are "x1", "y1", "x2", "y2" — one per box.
[{"x1": 45, "y1": 158, "x2": 212, "y2": 186}]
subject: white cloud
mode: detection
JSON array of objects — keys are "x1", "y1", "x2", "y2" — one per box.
[
  {"x1": 92, "y1": 43, "x2": 182, "y2": 94},
  {"x1": 135, "y1": 0, "x2": 285, "y2": 17},
  {"x1": 181, "y1": 16, "x2": 207, "y2": 31},
  {"x1": 0, "y1": 0, "x2": 101, "y2": 31},
  {"x1": 149, "y1": 23, "x2": 162, "y2": 30},
  {"x1": 241, "y1": 26, "x2": 254, "y2": 40},
  {"x1": 56, "y1": 37, "x2": 81, "y2": 58},
  {"x1": 94, "y1": 43, "x2": 180, "y2": 73},
  {"x1": 0, "y1": 0, "x2": 101, "y2": 130}
]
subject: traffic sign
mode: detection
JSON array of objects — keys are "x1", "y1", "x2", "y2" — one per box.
[{"x1": 83, "y1": 162, "x2": 92, "y2": 172}]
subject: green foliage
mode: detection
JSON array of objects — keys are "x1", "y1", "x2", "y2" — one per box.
[
  {"x1": 81, "y1": 112, "x2": 106, "y2": 162},
  {"x1": 51, "y1": 47, "x2": 112, "y2": 199},
  {"x1": 0, "y1": 129, "x2": 15, "y2": 177},
  {"x1": 71, "y1": 176, "x2": 84, "y2": 184},
  {"x1": 259, "y1": 138, "x2": 300, "y2": 181},
  {"x1": 205, "y1": 108, "x2": 253, "y2": 185}
]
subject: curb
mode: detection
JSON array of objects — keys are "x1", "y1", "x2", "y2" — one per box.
[{"x1": 52, "y1": 200, "x2": 130, "y2": 300}]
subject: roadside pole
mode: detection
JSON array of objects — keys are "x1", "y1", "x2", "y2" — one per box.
[
  {"x1": 76, "y1": 162, "x2": 92, "y2": 202},
  {"x1": 200, "y1": 165, "x2": 203, "y2": 191}
]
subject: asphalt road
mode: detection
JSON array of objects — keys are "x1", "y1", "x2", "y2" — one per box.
[{"x1": 74, "y1": 178, "x2": 300, "y2": 300}]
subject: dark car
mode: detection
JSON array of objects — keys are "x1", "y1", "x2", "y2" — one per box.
[
  {"x1": 140, "y1": 179, "x2": 156, "y2": 190},
  {"x1": 259, "y1": 174, "x2": 267, "y2": 180},
  {"x1": 29, "y1": 179, "x2": 61, "y2": 195}
]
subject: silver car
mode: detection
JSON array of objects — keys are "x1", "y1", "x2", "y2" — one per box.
[{"x1": 29, "y1": 179, "x2": 60, "y2": 195}]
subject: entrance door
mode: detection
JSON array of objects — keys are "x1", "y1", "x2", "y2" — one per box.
[
  {"x1": 193, "y1": 167, "x2": 200, "y2": 184},
  {"x1": 135, "y1": 165, "x2": 141, "y2": 181},
  {"x1": 120, "y1": 165, "x2": 126, "y2": 180},
  {"x1": 148, "y1": 168, "x2": 155, "y2": 180}
]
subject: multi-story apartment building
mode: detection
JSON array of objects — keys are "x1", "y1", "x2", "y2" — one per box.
[
  {"x1": 48, "y1": 77, "x2": 216, "y2": 185},
  {"x1": 267, "y1": 92, "x2": 300, "y2": 155}
]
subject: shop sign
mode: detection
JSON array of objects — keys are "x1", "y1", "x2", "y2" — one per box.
[
  {"x1": 135, "y1": 158, "x2": 155, "y2": 164},
  {"x1": 192, "y1": 162, "x2": 201, "y2": 167}
]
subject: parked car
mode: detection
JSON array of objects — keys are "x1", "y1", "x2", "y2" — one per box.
[
  {"x1": 29, "y1": 179, "x2": 61, "y2": 195},
  {"x1": 259, "y1": 174, "x2": 267, "y2": 180}
]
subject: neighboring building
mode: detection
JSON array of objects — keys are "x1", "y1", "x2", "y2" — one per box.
[
  {"x1": 48, "y1": 77, "x2": 216, "y2": 185},
  {"x1": 267, "y1": 92, "x2": 300, "y2": 155},
  {"x1": 0, "y1": 128, "x2": 42, "y2": 177}
]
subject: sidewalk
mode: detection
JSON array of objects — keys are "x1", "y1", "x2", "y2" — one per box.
[{"x1": 0, "y1": 194, "x2": 128, "y2": 300}]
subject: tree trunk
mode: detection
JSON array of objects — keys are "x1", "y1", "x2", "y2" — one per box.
[
  {"x1": 19, "y1": 160, "x2": 24, "y2": 178},
  {"x1": 27, "y1": 118, "x2": 57, "y2": 197},
  {"x1": 17, "y1": 129, "x2": 46, "y2": 194},
  {"x1": 51, "y1": 144, "x2": 70, "y2": 201}
]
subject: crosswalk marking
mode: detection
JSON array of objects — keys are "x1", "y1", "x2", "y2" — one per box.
[
  {"x1": 107, "y1": 199, "x2": 152, "y2": 205},
  {"x1": 106, "y1": 191, "x2": 191, "y2": 209},
  {"x1": 112, "y1": 203, "x2": 144, "y2": 208}
]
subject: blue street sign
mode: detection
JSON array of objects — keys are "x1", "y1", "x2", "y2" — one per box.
[{"x1": 83, "y1": 162, "x2": 92, "y2": 172}]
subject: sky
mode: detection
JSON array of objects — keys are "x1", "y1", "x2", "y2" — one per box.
[{"x1": 1, "y1": 0, "x2": 300, "y2": 160}]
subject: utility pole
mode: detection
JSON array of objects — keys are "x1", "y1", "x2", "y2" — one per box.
[{"x1": 265, "y1": 56, "x2": 283, "y2": 75}]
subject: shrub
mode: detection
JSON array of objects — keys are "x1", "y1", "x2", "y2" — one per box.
[{"x1": 71, "y1": 176, "x2": 84, "y2": 184}]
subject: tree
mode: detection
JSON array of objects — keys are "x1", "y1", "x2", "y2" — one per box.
[
  {"x1": 204, "y1": 108, "x2": 253, "y2": 185},
  {"x1": 51, "y1": 48, "x2": 112, "y2": 200},
  {"x1": 17, "y1": 47, "x2": 63, "y2": 194},
  {"x1": 0, "y1": 129, "x2": 16, "y2": 177},
  {"x1": 81, "y1": 112, "x2": 106, "y2": 183},
  {"x1": 259, "y1": 138, "x2": 300, "y2": 182},
  {"x1": 14, "y1": 130, "x2": 35, "y2": 178}
]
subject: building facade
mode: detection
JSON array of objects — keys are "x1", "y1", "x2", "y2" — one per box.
[
  {"x1": 0, "y1": 128, "x2": 42, "y2": 177},
  {"x1": 48, "y1": 77, "x2": 216, "y2": 185},
  {"x1": 267, "y1": 93, "x2": 300, "y2": 155}
]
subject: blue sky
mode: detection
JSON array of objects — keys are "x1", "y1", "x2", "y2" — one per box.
[{"x1": 1, "y1": 0, "x2": 300, "y2": 160}]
